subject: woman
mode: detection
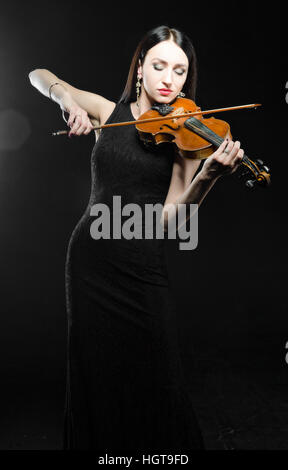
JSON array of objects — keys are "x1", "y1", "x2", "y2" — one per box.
[{"x1": 29, "y1": 25, "x2": 244, "y2": 452}]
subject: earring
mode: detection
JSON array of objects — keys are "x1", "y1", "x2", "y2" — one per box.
[
  {"x1": 177, "y1": 91, "x2": 185, "y2": 98},
  {"x1": 136, "y1": 75, "x2": 142, "y2": 108}
]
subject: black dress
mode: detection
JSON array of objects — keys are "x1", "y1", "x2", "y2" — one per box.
[{"x1": 62, "y1": 100, "x2": 205, "y2": 451}]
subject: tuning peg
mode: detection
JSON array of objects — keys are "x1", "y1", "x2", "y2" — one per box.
[
  {"x1": 255, "y1": 159, "x2": 269, "y2": 173},
  {"x1": 245, "y1": 179, "x2": 256, "y2": 188}
]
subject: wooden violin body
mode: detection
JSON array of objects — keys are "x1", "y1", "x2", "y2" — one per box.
[{"x1": 136, "y1": 97, "x2": 232, "y2": 160}]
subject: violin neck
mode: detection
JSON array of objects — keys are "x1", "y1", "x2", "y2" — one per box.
[{"x1": 184, "y1": 117, "x2": 250, "y2": 166}]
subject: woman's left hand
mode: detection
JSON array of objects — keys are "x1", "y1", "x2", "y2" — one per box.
[{"x1": 201, "y1": 138, "x2": 244, "y2": 180}]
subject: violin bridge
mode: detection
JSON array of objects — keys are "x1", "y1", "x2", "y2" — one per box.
[{"x1": 171, "y1": 107, "x2": 187, "y2": 121}]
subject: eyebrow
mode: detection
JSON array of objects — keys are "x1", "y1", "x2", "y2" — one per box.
[{"x1": 152, "y1": 57, "x2": 188, "y2": 68}]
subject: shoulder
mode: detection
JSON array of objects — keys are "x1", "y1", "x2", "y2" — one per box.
[{"x1": 99, "y1": 100, "x2": 117, "y2": 126}]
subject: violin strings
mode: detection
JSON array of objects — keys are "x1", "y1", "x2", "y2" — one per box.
[{"x1": 184, "y1": 117, "x2": 250, "y2": 165}]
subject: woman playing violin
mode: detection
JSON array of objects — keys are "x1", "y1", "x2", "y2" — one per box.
[{"x1": 29, "y1": 24, "x2": 245, "y2": 452}]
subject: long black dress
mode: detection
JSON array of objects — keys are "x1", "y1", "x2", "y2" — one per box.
[{"x1": 62, "y1": 100, "x2": 205, "y2": 451}]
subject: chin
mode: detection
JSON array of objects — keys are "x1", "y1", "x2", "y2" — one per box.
[{"x1": 153, "y1": 94, "x2": 175, "y2": 104}]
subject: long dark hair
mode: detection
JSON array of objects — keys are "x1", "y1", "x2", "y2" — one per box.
[{"x1": 118, "y1": 25, "x2": 198, "y2": 104}]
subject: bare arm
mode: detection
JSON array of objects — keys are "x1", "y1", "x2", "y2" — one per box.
[
  {"x1": 28, "y1": 68, "x2": 114, "y2": 126},
  {"x1": 161, "y1": 139, "x2": 244, "y2": 231}
]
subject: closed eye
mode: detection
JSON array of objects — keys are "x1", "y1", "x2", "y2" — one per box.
[
  {"x1": 153, "y1": 64, "x2": 186, "y2": 75},
  {"x1": 153, "y1": 64, "x2": 164, "y2": 71},
  {"x1": 175, "y1": 69, "x2": 185, "y2": 76}
]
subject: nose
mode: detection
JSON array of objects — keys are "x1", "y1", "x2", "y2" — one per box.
[{"x1": 162, "y1": 67, "x2": 173, "y2": 88}]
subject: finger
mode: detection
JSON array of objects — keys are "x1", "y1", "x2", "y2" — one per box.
[
  {"x1": 70, "y1": 115, "x2": 82, "y2": 134},
  {"x1": 75, "y1": 123, "x2": 87, "y2": 135},
  {"x1": 67, "y1": 112, "x2": 76, "y2": 127},
  {"x1": 214, "y1": 138, "x2": 230, "y2": 156},
  {"x1": 69, "y1": 115, "x2": 80, "y2": 132},
  {"x1": 83, "y1": 124, "x2": 93, "y2": 135},
  {"x1": 228, "y1": 140, "x2": 241, "y2": 160},
  {"x1": 74, "y1": 116, "x2": 89, "y2": 135},
  {"x1": 221, "y1": 139, "x2": 234, "y2": 158},
  {"x1": 235, "y1": 148, "x2": 244, "y2": 164},
  {"x1": 221, "y1": 140, "x2": 238, "y2": 163},
  {"x1": 229, "y1": 148, "x2": 244, "y2": 173}
]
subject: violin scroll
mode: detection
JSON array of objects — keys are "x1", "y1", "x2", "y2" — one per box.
[{"x1": 238, "y1": 157, "x2": 271, "y2": 189}]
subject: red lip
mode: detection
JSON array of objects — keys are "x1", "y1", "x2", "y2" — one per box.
[{"x1": 158, "y1": 89, "x2": 172, "y2": 92}]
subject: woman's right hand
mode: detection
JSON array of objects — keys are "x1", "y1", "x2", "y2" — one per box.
[{"x1": 65, "y1": 103, "x2": 94, "y2": 137}]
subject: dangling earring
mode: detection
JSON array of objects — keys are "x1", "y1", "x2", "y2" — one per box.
[
  {"x1": 177, "y1": 91, "x2": 185, "y2": 98},
  {"x1": 136, "y1": 75, "x2": 142, "y2": 108}
]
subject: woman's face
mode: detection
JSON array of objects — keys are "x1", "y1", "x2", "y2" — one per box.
[{"x1": 139, "y1": 39, "x2": 189, "y2": 104}]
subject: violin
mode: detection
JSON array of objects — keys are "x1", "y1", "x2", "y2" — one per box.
[{"x1": 52, "y1": 97, "x2": 271, "y2": 189}]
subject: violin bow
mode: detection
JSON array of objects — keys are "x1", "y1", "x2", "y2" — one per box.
[{"x1": 51, "y1": 103, "x2": 261, "y2": 136}]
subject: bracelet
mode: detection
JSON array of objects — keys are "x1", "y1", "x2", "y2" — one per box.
[
  {"x1": 61, "y1": 108, "x2": 68, "y2": 124},
  {"x1": 48, "y1": 82, "x2": 66, "y2": 100}
]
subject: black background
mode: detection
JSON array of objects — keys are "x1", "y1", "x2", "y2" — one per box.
[{"x1": 0, "y1": 0, "x2": 287, "y2": 451}]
